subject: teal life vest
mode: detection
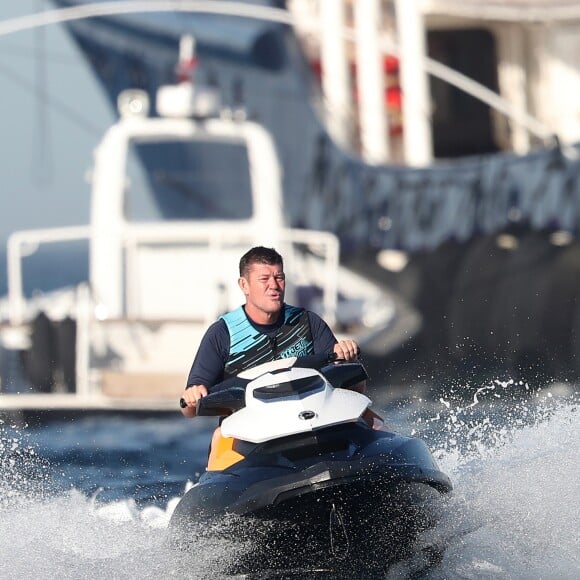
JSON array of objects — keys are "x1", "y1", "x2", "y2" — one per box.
[{"x1": 220, "y1": 304, "x2": 314, "y2": 378}]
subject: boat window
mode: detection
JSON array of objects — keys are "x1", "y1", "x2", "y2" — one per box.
[{"x1": 124, "y1": 140, "x2": 254, "y2": 221}]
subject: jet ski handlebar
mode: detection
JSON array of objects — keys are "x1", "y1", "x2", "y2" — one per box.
[{"x1": 180, "y1": 352, "x2": 367, "y2": 416}]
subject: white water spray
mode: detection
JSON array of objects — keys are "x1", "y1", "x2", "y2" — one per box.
[{"x1": 1, "y1": 388, "x2": 578, "y2": 579}]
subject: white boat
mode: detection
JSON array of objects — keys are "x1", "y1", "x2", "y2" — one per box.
[{"x1": 0, "y1": 47, "x2": 418, "y2": 413}]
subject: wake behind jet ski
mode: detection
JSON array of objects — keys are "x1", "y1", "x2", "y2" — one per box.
[{"x1": 170, "y1": 354, "x2": 452, "y2": 576}]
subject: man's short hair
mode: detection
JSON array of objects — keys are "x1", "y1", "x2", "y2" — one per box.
[{"x1": 239, "y1": 246, "x2": 283, "y2": 277}]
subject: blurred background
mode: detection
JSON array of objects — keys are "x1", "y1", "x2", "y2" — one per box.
[
  {"x1": 2, "y1": 0, "x2": 580, "y2": 402},
  {"x1": 0, "y1": 5, "x2": 578, "y2": 578}
]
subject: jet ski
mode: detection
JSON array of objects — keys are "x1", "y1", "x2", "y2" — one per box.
[{"x1": 169, "y1": 354, "x2": 452, "y2": 577}]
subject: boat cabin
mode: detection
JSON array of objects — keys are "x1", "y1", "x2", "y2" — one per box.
[{"x1": 0, "y1": 76, "x2": 398, "y2": 410}]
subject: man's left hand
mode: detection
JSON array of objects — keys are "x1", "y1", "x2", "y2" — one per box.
[{"x1": 333, "y1": 339, "x2": 359, "y2": 362}]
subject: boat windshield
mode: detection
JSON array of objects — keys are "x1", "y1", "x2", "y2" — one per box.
[{"x1": 124, "y1": 139, "x2": 254, "y2": 221}]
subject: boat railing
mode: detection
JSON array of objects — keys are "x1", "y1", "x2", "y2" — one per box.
[
  {"x1": 7, "y1": 223, "x2": 340, "y2": 328},
  {"x1": 4, "y1": 223, "x2": 340, "y2": 396},
  {"x1": 119, "y1": 222, "x2": 340, "y2": 326},
  {"x1": 6, "y1": 225, "x2": 92, "y2": 327}
]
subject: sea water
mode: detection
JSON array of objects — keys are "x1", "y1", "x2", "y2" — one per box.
[{"x1": 0, "y1": 384, "x2": 578, "y2": 579}]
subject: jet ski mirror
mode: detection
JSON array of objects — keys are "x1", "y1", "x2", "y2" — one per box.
[
  {"x1": 321, "y1": 362, "x2": 368, "y2": 391},
  {"x1": 179, "y1": 374, "x2": 250, "y2": 415},
  {"x1": 289, "y1": 352, "x2": 338, "y2": 369},
  {"x1": 291, "y1": 350, "x2": 360, "y2": 370},
  {"x1": 194, "y1": 386, "x2": 247, "y2": 417}
]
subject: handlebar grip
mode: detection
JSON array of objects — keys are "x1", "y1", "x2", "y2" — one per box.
[{"x1": 328, "y1": 347, "x2": 361, "y2": 363}]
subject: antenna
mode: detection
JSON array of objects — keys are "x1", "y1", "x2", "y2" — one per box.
[{"x1": 175, "y1": 34, "x2": 197, "y2": 83}]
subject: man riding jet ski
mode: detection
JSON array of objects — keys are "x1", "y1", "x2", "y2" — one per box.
[
  {"x1": 170, "y1": 354, "x2": 453, "y2": 577},
  {"x1": 180, "y1": 245, "x2": 364, "y2": 473}
]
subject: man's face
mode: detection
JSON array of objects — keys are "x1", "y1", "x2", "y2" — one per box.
[{"x1": 240, "y1": 262, "x2": 285, "y2": 317}]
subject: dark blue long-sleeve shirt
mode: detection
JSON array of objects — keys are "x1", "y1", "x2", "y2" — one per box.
[{"x1": 186, "y1": 309, "x2": 337, "y2": 389}]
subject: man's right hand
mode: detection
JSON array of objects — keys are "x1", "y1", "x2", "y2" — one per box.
[{"x1": 180, "y1": 384, "x2": 208, "y2": 418}]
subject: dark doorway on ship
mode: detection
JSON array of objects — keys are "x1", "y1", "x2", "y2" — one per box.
[{"x1": 428, "y1": 28, "x2": 500, "y2": 158}]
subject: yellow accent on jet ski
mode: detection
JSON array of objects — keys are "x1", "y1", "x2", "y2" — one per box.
[{"x1": 207, "y1": 431, "x2": 245, "y2": 471}]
